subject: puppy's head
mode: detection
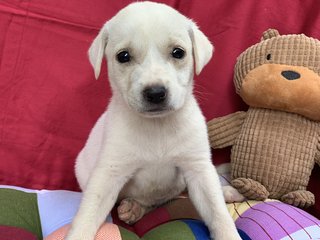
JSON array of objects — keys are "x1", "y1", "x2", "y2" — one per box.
[{"x1": 89, "y1": 1, "x2": 213, "y2": 117}]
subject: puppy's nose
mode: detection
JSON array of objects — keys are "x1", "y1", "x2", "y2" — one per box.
[
  {"x1": 281, "y1": 70, "x2": 300, "y2": 80},
  {"x1": 143, "y1": 86, "x2": 167, "y2": 104}
]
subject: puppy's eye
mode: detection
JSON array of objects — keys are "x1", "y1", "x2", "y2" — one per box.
[
  {"x1": 117, "y1": 51, "x2": 131, "y2": 63},
  {"x1": 266, "y1": 53, "x2": 272, "y2": 60},
  {"x1": 171, "y1": 48, "x2": 185, "y2": 59}
]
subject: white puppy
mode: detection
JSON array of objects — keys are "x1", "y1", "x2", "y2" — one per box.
[{"x1": 66, "y1": 2, "x2": 241, "y2": 240}]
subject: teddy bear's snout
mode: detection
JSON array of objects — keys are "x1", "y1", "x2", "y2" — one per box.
[{"x1": 281, "y1": 70, "x2": 301, "y2": 80}]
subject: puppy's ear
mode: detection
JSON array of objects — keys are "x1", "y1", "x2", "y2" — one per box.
[
  {"x1": 88, "y1": 23, "x2": 109, "y2": 79},
  {"x1": 189, "y1": 23, "x2": 214, "y2": 75}
]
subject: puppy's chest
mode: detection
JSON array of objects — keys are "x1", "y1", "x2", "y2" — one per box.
[
  {"x1": 120, "y1": 163, "x2": 186, "y2": 206},
  {"x1": 127, "y1": 121, "x2": 188, "y2": 162},
  {"x1": 137, "y1": 138, "x2": 179, "y2": 162}
]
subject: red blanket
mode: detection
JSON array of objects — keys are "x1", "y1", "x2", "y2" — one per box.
[{"x1": 0, "y1": 0, "x2": 319, "y2": 217}]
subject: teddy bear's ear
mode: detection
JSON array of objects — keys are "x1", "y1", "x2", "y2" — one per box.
[{"x1": 261, "y1": 29, "x2": 280, "y2": 41}]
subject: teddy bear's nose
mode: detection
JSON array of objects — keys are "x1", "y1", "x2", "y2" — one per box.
[{"x1": 281, "y1": 70, "x2": 301, "y2": 80}]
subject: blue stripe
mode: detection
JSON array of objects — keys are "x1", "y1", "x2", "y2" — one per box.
[
  {"x1": 238, "y1": 228, "x2": 251, "y2": 240},
  {"x1": 182, "y1": 219, "x2": 210, "y2": 240},
  {"x1": 182, "y1": 219, "x2": 251, "y2": 240}
]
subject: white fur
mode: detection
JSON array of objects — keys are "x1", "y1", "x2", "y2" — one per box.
[{"x1": 66, "y1": 2, "x2": 241, "y2": 240}]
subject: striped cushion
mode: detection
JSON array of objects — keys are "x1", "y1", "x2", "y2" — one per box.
[{"x1": 229, "y1": 200, "x2": 320, "y2": 240}]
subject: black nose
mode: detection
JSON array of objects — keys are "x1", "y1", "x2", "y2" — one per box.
[
  {"x1": 143, "y1": 86, "x2": 167, "y2": 104},
  {"x1": 281, "y1": 70, "x2": 300, "y2": 80}
]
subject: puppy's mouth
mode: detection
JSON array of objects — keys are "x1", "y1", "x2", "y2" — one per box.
[{"x1": 141, "y1": 106, "x2": 174, "y2": 117}]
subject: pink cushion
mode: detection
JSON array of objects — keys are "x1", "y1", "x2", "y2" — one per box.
[{"x1": 44, "y1": 223, "x2": 122, "y2": 240}]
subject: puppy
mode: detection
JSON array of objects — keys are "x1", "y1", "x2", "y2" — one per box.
[{"x1": 66, "y1": 2, "x2": 241, "y2": 240}]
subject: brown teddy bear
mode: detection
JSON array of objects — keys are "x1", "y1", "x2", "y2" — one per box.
[{"x1": 208, "y1": 29, "x2": 320, "y2": 208}]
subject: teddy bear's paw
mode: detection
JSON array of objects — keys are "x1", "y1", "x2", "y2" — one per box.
[
  {"x1": 281, "y1": 190, "x2": 315, "y2": 208},
  {"x1": 117, "y1": 198, "x2": 148, "y2": 225},
  {"x1": 231, "y1": 178, "x2": 269, "y2": 200}
]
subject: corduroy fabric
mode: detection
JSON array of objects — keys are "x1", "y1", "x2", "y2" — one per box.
[
  {"x1": 207, "y1": 111, "x2": 246, "y2": 149},
  {"x1": 234, "y1": 30, "x2": 320, "y2": 94},
  {"x1": 208, "y1": 106, "x2": 320, "y2": 205},
  {"x1": 208, "y1": 29, "x2": 320, "y2": 207},
  {"x1": 230, "y1": 108, "x2": 319, "y2": 199}
]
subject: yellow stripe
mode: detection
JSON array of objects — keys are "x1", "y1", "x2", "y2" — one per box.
[{"x1": 227, "y1": 199, "x2": 279, "y2": 221}]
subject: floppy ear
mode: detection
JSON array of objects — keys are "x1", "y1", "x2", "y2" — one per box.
[
  {"x1": 189, "y1": 23, "x2": 214, "y2": 75},
  {"x1": 88, "y1": 23, "x2": 109, "y2": 79}
]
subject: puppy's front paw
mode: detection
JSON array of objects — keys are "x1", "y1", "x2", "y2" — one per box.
[
  {"x1": 117, "y1": 198, "x2": 147, "y2": 224},
  {"x1": 222, "y1": 185, "x2": 245, "y2": 203}
]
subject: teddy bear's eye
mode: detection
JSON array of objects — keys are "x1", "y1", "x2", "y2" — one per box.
[{"x1": 266, "y1": 54, "x2": 272, "y2": 60}]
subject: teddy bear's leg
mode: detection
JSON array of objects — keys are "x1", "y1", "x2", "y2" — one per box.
[
  {"x1": 281, "y1": 190, "x2": 315, "y2": 208},
  {"x1": 231, "y1": 178, "x2": 269, "y2": 200}
]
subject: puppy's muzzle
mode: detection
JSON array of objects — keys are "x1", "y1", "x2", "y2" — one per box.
[{"x1": 143, "y1": 85, "x2": 167, "y2": 104}]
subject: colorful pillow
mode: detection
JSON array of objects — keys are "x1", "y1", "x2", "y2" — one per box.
[
  {"x1": 228, "y1": 200, "x2": 320, "y2": 240},
  {"x1": 44, "y1": 220, "x2": 212, "y2": 240},
  {"x1": 1, "y1": 185, "x2": 320, "y2": 240}
]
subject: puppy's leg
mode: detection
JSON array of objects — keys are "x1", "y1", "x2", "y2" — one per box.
[
  {"x1": 66, "y1": 163, "x2": 136, "y2": 240},
  {"x1": 180, "y1": 160, "x2": 241, "y2": 240}
]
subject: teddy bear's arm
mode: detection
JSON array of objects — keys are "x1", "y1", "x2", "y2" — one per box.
[{"x1": 207, "y1": 111, "x2": 246, "y2": 149}]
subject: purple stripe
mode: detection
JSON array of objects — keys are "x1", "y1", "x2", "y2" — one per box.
[
  {"x1": 233, "y1": 202, "x2": 273, "y2": 240},
  {"x1": 235, "y1": 201, "x2": 320, "y2": 240},
  {"x1": 236, "y1": 215, "x2": 273, "y2": 240},
  {"x1": 264, "y1": 202, "x2": 320, "y2": 238},
  {"x1": 265, "y1": 202, "x2": 320, "y2": 230}
]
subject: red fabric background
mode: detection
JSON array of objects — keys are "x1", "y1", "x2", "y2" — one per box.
[{"x1": 0, "y1": 0, "x2": 319, "y2": 217}]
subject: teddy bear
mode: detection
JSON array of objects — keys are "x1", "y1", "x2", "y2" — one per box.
[{"x1": 207, "y1": 29, "x2": 320, "y2": 208}]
